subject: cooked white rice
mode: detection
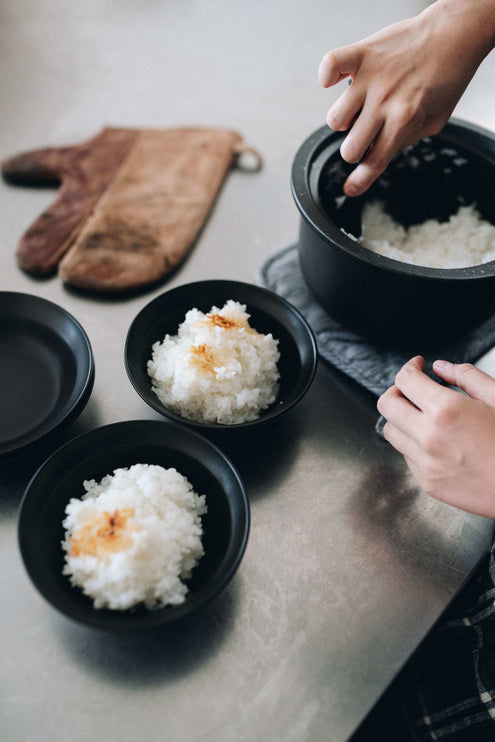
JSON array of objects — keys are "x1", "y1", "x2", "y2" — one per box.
[
  {"x1": 62, "y1": 464, "x2": 207, "y2": 611},
  {"x1": 360, "y1": 201, "x2": 495, "y2": 268},
  {"x1": 147, "y1": 300, "x2": 280, "y2": 424}
]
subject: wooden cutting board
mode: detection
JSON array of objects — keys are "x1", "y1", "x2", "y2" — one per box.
[{"x1": 2, "y1": 126, "x2": 261, "y2": 293}]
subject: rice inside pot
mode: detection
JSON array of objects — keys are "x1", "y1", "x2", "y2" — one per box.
[
  {"x1": 147, "y1": 300, "x2": 280, "y2": 424},
  {"x1": 62, "y1": 464, "x2": 207, "y2": 611},
  {"x1": 360, "y1": 201, "x2": 495, "y2": 268}
]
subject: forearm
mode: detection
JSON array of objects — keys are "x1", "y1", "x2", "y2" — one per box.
[{"x1": 428, "y1": 0, "x2": 495, "y2": 60}]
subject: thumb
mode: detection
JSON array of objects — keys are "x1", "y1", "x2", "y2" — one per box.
[
  {"x1": 433, "y1": 360, "x2": 495, "y2": 405},
  {"x1": 318, "y1": 46, "x2": 362, "y2": 88}
]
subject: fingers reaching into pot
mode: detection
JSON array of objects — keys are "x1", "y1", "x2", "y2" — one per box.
[
  {"x1": 318, "y1": 0, "x2": 495, "y2": 197},
  {"x1": 377, "y1": 355, "x2": 495, "y2": 518}
]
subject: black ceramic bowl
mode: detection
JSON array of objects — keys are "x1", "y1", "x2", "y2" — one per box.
[
  {"x1": 18, "y1": 419, "x2": 249, "y2": 630},
  {"x1": 125, "y1": 280, "x2": 317, "y2": 430},
  {"x1": 0, "y1": 292, "x2": 94, "y2": 458},
  {"x1": 292, "y1": 118, "x2": 495, "y2": 348}
]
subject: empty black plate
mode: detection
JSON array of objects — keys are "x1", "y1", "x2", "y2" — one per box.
[{"x1": 0, "y1": 292, "x2": 94, "y2": 458}]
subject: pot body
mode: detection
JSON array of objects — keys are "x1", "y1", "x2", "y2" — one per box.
[
  {"x1": 292, "y1": 120, "x2": 495, "y2": 349},
  {"x1": 298, "y1": 216, "x2": 495, "y2": 348}
]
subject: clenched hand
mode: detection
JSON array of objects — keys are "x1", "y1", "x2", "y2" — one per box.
[{"x1": 378, "y1": 355, "x2": 495, "y2": 518}]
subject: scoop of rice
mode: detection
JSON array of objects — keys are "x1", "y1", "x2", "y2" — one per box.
[
  {"x1": 360, "y1": 202, "x2": 495, "y2": 268},
  {"x1": 62, "y1": 464, "x2": 207, "y2": 611},
  {"x1": 147, "y1": 299, "x2": 280, "y2": 424}
]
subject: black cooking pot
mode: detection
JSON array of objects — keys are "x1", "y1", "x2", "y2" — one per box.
[{"x1": 291, "y1": 119, "x2": 495, "y2": 348}]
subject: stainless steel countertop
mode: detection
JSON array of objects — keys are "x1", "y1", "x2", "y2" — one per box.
[{"x1": 1, "y1": 2, "x2": 495, "y2": 740}]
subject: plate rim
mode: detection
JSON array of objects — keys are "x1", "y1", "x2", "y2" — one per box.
[{"x1": 0, "y1": 291, "x2": 95, "y2": 458}]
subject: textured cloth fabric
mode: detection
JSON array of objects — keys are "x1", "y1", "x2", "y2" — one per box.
[
  {"x1": 349, "y1": 541, "x2": 495, "y2": 741},
  {"x1": 257, "y1": 244, "x2": 495, "y2": 395},
  {"x1": 257, "y1": 244, "x2": 495, "y2": 436},
  {"x1": 258, "y1": 244, "x2": 495, "y2": 741},
  {"x1": 398, "y1": 541, "x2": 495, "y2": 741},
  {"x1": 3, "y1": 126, "x2": 259, "y2": 292}
]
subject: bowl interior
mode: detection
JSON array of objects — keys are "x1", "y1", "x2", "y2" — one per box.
[
  {"x1": 0, "y1": 292, "x2": 94, "y2": 458},
  {"x1": 18, "y1": 419, "x2": 249, "y2": 630},
  {"x1": 125, "y1": 280, "x2": 317, "y2": 429},
  {"x1": 313, "y1": 122, "x2": 495, "y2": 244}
]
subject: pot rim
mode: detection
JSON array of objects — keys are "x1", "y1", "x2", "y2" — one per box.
[{"x1": 291, "y1": 118, "x2": 495, "y2": 282}]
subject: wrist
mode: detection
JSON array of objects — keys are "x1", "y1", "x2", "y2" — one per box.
[{"x1": 424, "y1": 0, "x2": 495, "y2": 58}]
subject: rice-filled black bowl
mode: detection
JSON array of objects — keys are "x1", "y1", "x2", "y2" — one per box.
[
  {"x1": 292, "y1": 118, "x2": 495, "y2": 348},
  {"x1": 125, "y1": 280, "x2": 317, "y2": 430},
  {"x1": 18, "y1": 419, "x2": 249, "y2": 631}
]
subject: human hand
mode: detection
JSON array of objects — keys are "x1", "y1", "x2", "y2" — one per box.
[
  {"x1": 377, "y1": 355, "x2": 495, "y2": 518},
  {"x1": 318, "y1": 0, "x2": 495, "y2": 196}
]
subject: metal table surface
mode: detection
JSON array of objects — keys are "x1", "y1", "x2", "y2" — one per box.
[{"x1": 1, "y1": 2, "x2": 495, "y2": 740}]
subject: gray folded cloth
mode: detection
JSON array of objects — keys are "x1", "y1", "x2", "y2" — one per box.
[{"x1": 257, "y1": 245, "x2": 495, "y2": 434}]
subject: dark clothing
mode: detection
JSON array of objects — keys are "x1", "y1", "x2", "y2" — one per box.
[{"x1": 352, "y1": 540, "x2": 495, "y2": 741}]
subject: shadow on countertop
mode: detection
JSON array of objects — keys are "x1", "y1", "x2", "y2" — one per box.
[{"x1": 51, "y1": 572, "x2": 242, "y2": 687}]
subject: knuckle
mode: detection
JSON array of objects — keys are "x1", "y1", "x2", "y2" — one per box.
[
  {"x1": 388, "y1": 99, "x2": 424, "y2": 132},
  {"x1": 421, "y1": 428, "x2": 441, "y2": 457},
  {"x1": 422, "y1": 468, "x2": 449, "y2": 502},
  {"x1": 393, "y1": 356, "x2": 424, "y2": 390},
  {"x1": 431, "y1": 400, "x2": 456, "y2": 428},
  {"x1": 388, "y1": 104, "x2": 413, "y2": 131},
  {"x1": 423, "y1": 115, "x2": 447, "y2": 138},
  {"x1": 414, "y1": 457, "x2": 442, "y2": 498},
  {"x1": 327, "y1": 109, "x2": 343, "y2": 131},
  {"x1": 364, "y1": 147, "x2": 390, "y2": 173},
  {"x1": 377, "y1": 387, "x2": 394, "y2": 415},
  {"x1": 340, "y1": 138, "x2": 360, "y2": 164},
  {"x1": 319, "y1": 50, "x2": 341, "y2": 86},
  {"x1": 394, "y1": 361, "x2": 414, "y2": 387},
  {"x1": 429, "y1": 396, "x2": 464, "y2": 432},
  {"x1": 455, "y1": 362, "x2": 476, "y2": 382},
  {"x1": 322, "y1": 50, "x2": 338, "y2": 69},
  {"x1": 422, "y1": 476, "x2": 440, "y2": 499}
]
